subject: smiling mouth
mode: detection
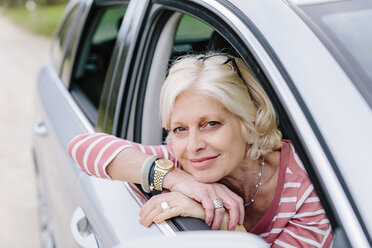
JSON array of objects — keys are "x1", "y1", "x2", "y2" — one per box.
[{"x1": 189, "y1": 155, "x2": 220, "y2": 169}]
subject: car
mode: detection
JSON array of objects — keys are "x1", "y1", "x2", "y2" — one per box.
[{"x1": 32, "y1": 0, "x2": 372, "y2": 247}]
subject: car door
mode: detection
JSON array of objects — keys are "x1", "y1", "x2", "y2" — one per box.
[
  {"x1": 33, "y1": 0, "x2": 153, "y2": 247},
  {"x1": 32, "y1": 0, "x2": 90, "y2": 247},
  {"x1": 111, "y1": 0, "x2": 359, "y2": 245},
  {"x1": 68, "y1": 0, "x2": 173, "y2": 247}
]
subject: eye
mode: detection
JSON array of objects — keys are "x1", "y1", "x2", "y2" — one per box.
[
  {"x1": 207, "y1": 121, "x2": 220, "y2": 127},
  {"x1": 172, "y1": 127, "x2": 187, "y2": 134},
  {"x1": 203, "y1": 121, "x2": 221, "y2": 129}
]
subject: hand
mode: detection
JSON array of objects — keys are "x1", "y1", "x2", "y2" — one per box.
[
  {"x1": 139, "y1": 192, "x2": 205, "y2": 227},
  {"x1": 164, "y1": 168, "x2": 245, "y2": 230}
]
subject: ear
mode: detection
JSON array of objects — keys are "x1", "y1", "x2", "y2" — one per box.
[{"x1": 245, "y1": 127, "x2": 255, "y2": 144}]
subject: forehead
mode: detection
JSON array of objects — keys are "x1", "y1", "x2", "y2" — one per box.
[{"x1": 171, "y1": 90, "x2": 232, "y2": 122}]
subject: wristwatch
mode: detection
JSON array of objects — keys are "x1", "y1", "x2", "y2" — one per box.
[{"x1": 150, "y1": 158, "x2": 174, "y2": 191}]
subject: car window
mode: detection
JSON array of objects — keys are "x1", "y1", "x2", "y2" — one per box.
[
  {"x1": 69, "y1": 4, "x2": 128, "y2": 125},
  {"x1": 125, "y1": 3, "x2": 336, "y2": 234},
  {"x1": 125, "y1": 8, "x2": 270, "y2": 231},
  {"x1": 51, "y1": 5, "x2": 78, "y2": 74}
]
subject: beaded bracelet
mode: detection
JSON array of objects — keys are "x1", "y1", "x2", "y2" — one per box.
[{"x1": 140, "y1": 155, "x2": 158, "y2": 193}]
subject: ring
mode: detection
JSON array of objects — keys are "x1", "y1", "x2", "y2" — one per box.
[
  {"x1": 160, "y1": 200, "x2": 170, "y2": 212},
  {"x1": 213, "y1": 198, "x2": 223, "y2": 209}
]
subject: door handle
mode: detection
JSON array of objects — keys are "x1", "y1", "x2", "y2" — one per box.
[
  {"x1": 70, "y1": 207, "x2": 99, "y2": 248},
  {"x1": 33, "y1": 118, "x2": 48, "y2": 136}
]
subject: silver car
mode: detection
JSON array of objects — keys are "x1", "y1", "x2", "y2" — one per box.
[{"x1": 32, "y1": 0, "x2": 372, "y2": 247}]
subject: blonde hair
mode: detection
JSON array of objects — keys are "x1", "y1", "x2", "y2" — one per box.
[{"x1": 160, "y1": 53, "x2": 282, "y2": 159}]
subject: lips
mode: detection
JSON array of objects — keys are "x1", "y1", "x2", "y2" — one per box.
[{"x1": 189, "y1": 155, "x2": 220, "y2": 169}]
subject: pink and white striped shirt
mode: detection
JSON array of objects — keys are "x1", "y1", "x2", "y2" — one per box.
[{"x1": 68, "y1": 133, "x2": 334, "y2": 247}]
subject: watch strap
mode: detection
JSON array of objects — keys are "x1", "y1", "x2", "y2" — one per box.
[{"x1": 152, "y1": 159, "x2": 174, "y2": 191}]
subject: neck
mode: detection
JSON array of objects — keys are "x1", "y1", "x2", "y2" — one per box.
[
  {"x1": 219, "y1": 158, "x2": 262, "y2": 204},
  {"x1": 219, "y1": 151, "x2": 280, "y2": 206}
]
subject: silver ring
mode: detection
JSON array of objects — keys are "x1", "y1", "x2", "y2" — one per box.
[
  {"x1": 213, "y1": 198, "x2": 223, "y2": 209},
  {"x1": 160, "y1": 200, "x2": 170, "y2": 211}
]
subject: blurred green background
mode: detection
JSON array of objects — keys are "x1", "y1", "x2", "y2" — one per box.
[{"x1": 1, "y1": 0, "x2": 67, "y2": 37}]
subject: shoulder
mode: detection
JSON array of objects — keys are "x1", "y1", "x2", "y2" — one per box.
[
  {"x1": 281, "y1": 140, "x2": 309, "y2": 182},
  {"x1": 279, "y1": 140, "x2": 316, "y2": 210}
]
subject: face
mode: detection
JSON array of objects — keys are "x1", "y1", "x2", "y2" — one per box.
[{"x1": 170, "y1": 90, "x2": 247, "y2": 183}]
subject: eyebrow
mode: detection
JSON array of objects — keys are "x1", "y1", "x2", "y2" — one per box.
[{"x1": 170, "y1": 114, "x2": 225, "y2": 127}]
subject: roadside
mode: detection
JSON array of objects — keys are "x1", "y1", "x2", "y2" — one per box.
[{"x1": 0, "y1": 14, "x2": 50, "y2": 248}]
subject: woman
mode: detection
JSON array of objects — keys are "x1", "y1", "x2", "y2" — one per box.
[{"x1": 68, "y1": 53, "x2": 333, "y2": 247}]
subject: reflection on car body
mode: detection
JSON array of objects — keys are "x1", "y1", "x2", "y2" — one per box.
[{"x1": 32, "y1": 0, "x2": 372, "y2": 247}]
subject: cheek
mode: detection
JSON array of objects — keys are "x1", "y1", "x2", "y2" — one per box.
[{"x1": 170, "y1": 138, "x2": 186, "y2": 159}]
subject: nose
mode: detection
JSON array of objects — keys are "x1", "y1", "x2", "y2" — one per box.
[{"x1": 187, "y1": 129, "x2": 206, "y2": 153}]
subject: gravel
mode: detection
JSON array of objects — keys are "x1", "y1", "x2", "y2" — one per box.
[{"x1": 0, "y1": 13, "x2": 50, "y2": 248}]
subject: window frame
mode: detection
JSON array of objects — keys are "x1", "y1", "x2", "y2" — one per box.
[
  {"x1": 50, "y1": 1, "x2": 84, "y2": 79},
  {"x1": 111, "y1": 0, "x2": 345, "y2": 235}
]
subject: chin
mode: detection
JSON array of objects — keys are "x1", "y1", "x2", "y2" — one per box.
[{"x1": 192, "y1": 172, "x2": 220, "y2": 184}]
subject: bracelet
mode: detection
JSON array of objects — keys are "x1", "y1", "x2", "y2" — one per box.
[
  {"x1": 148, "y1": 158, "x2": 159, "y2": 191},
  {"x1": 140, "y1": 155, "x2": 158, "y2": 193}
]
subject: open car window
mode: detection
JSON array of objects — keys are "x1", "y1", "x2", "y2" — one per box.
[{"x1": 117, "y1": 1, "x2": 340, "y2": 238}]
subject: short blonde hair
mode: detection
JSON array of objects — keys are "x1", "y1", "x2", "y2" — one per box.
[{"x1": 160, "y1": 53, "x2": 282, "y2": 159}]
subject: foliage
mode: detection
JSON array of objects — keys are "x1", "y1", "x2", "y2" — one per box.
[
  {"x1": 3, "y1": 4, "x2": 66, "y2": 37},
  {"x1": 1, "y1": 0, "x2": 68, "y2": 7}
]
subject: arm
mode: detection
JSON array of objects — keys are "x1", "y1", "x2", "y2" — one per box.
[
  {"x1": 271, "y1": 182, "x2": 333, "y2": 248},
  {"x1": 67, "y1": 132, "x2": 177, "y2": 181},
  {"x1": 67, "y1": 132, "x2": 244, "y2": 229},
  {"x1": 139, "y1": 191, "x2": 246, "y2": 232}
]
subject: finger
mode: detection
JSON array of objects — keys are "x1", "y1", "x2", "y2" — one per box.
[
  {"x1": 229, "y1": 192, "x2": 245, "y2": 225},
  {"x1": 211, "y1": 207, "x2": 225, "y2": 230},
  {"x1": 142, "y1": 205, "x2": 163, "y2": 227},
  {"x1": 140, "y1": 194, "x2": 162, "y2": 215},
  {"x1": 191, "y1": 187, "x2": 216, "y2": 227},
  {"x1": 153, "y1": 207, "x2": 182, "y2": 224},
  {"x1": 139, "y1": 197, "x2": 162, "y2": 224},
  {"x1": 216, "y1": 187, "x2": 244, "y2": 227},
  {"x1": 200, "y1": 197, "x2": 216, "y2": 226},
  {"x1": 221, "y1": 195, "x2": 243, "y2": 230}
]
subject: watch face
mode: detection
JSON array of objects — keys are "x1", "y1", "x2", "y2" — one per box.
[{"x1": 156, "y1": 159, "x2": 174, "y2": 170}]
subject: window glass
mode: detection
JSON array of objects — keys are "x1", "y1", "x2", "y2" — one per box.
[
  {"x1": 172, "y1": 15, "x2": 214, "y2": 56},
  {"x1": 175, "y1": 15, "x2": 214, "y2": 40},
  {"x1": 51, "y1": 5, "x2": 78, "y2": 73},
  {"x1": 70, "y1": 4, "x2": 127, "y2": 125},
  {"x1": 92, "y1": 6, "x2": 127, "y2": 44}
]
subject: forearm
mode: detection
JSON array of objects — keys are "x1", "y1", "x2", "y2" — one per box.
[
  {"x1": 68, "y1": 133, "x2": 163, "y2": 181},
  {"x1": 106, "y1": 147, "x2": 148, "y2": 183}
]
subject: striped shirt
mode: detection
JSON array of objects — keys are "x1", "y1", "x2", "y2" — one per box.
[{"x1": 68, "y1": 133, "x2": 334, "y2": 247}]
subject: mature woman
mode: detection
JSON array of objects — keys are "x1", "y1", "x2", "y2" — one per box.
[{"x1": 68, "y1": 53, "x2": 333, "y2": 247}]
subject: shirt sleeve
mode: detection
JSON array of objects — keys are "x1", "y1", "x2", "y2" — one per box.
[
  {"x1": 67, "y1": 132, "x2": 178, "y2": 179},
  {"x1": 272, "y1": 179, "x2": 334, "y2": 248}
]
